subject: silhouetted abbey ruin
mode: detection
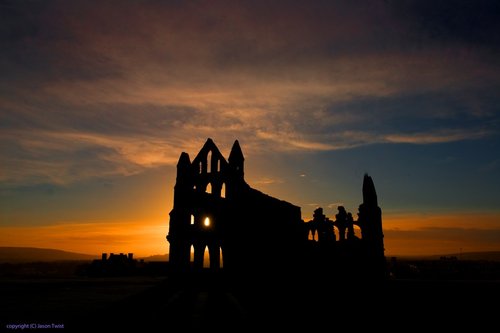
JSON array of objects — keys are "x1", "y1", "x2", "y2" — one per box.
[{"x1": 167, "y1": 138, "x2": 386, "y2": 279}]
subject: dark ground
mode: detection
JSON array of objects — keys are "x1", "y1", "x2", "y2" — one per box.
[{"x1": 1, "y1": 261, "x2": 499, "y2": 332}]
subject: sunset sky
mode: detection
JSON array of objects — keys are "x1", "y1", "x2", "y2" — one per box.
[{"x1": 1, "y1": 0, "x2": 499, "y2": 257}]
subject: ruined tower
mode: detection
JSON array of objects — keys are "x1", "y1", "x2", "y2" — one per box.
[
  {"x1": 167, "y1": 138, "x2": 231, "y2": 271},
  {"x1": 356, "y1": 173, "x2": 386, "y2": 277},
  {"x1": 167, "y1": 138, "x2": 303, "y2": 274}
]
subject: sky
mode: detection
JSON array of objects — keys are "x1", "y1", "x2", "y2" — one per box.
[{"x1": 1, "y1": 0, "x2": 499, "y2": 257}]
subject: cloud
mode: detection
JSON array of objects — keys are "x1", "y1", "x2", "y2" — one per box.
[
  {"x1": 1, "y1": 0, "x2": 499, "y2": 186},
  {"x1": 384, "y1": 129, "x2": 491, "y2": 144},
  {"x1": 327, "y1": 203, "x2": 345, "y2": 209},
  {"x1": 256, "y1": 130, "x2": 340, "y2": 151},
  {"x1": 252, "y1": 177, "x2": 284, "y2": 185},
  {"x1": 0, "y1": 129, "x2": 176, "y2": 185}
]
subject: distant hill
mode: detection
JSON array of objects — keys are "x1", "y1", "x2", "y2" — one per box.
[
  {"x1": 394, "y1": 251, "x2": 500, "y2": 262},
  {"x1": 0, "y1": 247, "x2": 98, "y2": 263},
  {"x1": 438, "y1": 251, "x2": 500, "y2": 262},
  {"x1": 139, "y1": 254, "x2": 169, "y2": 262}
]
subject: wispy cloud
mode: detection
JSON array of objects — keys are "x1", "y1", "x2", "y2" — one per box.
[
  {"x1": 1, "y1": 0, "x2": 499, "y2": 186},
  {"x1": 0, "y1": 129, "x2": 179, "y2": 185},
  {"x1": 327, "y1": 203, "x2": 345, "y2": 209},
  {"x1": 252, "y1": 177, "x2": 284, "y2": 186},
  {"x1": 385, "y1": 129, "x2": 491, "y2": 144}
]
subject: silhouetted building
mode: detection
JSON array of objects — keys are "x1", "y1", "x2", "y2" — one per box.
[
  {"x1": 87, "y1": 252, "x2": 138, "y2": 276},
  {"x1": 85, "y1": 252, "x2": 169, "y2": 276},
  {"x1": 167, "y1": 139, "x2": 303, "y2": 275},
  {"x1": 167, "y1": 138, "x2": 386, "y2": 279},
  {"x1": 355, "y1": 174, "x2": 386, "y2": 277}
]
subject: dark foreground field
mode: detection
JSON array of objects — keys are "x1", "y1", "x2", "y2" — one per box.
[{"x1": 1, "y1": 263, "x2": 499, "y2": 332}]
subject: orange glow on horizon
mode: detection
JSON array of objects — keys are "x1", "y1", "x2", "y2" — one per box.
[
  {"x1": 383, "y1": 212, "x2": 500, "y2": 256},
  {"x1": 0, "y1": 212, "x2": 498, "y2": 257},
  {"x1": 0, "y1": 221, "x2": 169, "y2": 258}
]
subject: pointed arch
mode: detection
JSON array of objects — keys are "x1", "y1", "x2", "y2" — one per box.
[
  {"x1": 190, "y1": 245, "x2": 195, "y2": 263},
  {"x1": 206, "y1": 183, "x2": 212, "y2": 194},
  {"x1": 207, "y1": 151, "x2": 212, "y2": 173},
  {"x1": 203, "y1": 246, "x2": 210, "y2": 268},
  {"x1": 221, "y1": 182, "x2": 226, "y2": 198},
  {"x1": 207, "y1": 245, "x2": 221, "y2": 270}
]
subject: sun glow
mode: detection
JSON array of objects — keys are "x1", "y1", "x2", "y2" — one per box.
[{"x1": 0, "y1": 220, "x2": 169, "y2": 257}]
